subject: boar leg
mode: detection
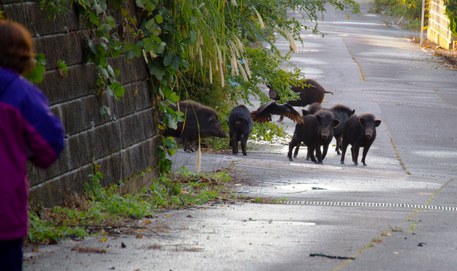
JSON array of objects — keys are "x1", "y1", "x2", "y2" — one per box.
[
  {"x1": 335, "y1": 136, "x2": 342, "y2": 155},
  {"x1": 322, "y1": 143, "x2": 329, "y2": 160},
  {"x1": 182, "y1": 137, "x2": 194, "y2": 153},
  {"x1": 351, "y1": 145, "x2": 360, "y2": 165},
  {"x1": 288, "y1": 138, "x2": 301, "y2": 161},
  {"x1": 315, "y1": 146, "x2": 323, "y2": 164},
  {"x1": 308, "y1": 146, "x2": 318, "y2": 163},
  {"x1": 241, "y1": 135, "x2": 248, "y2": 156},
  {"x1": 230, "y1": 136, "x2": 238, "y2": 155},
  {"x1": 340, "y1": 141, "x2": 349, "y2": 164},
  {"x1": 305, "y1": 147, "x2": 312, "y2": 160},
  {"x1": 361, "y1": 145, "x2": 371, "y2": 166},
  {"x1": 293, "y1": 145, "x2": 300, "y2": 158}
]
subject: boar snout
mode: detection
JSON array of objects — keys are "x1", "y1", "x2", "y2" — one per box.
[
  {"x1": 364, "y1": 129, "x2": 375, "y2": 141},
  {"x1": 320, "y1": 128, "x2": 332, "y2": 141}
]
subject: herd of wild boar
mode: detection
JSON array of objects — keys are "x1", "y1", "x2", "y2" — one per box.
[{"x1": 164, "y1": 79, "x2": 381, "y2": 166}]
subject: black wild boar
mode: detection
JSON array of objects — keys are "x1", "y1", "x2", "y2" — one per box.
[
  {"x1": 293, "y1": 103, "x2": 354, "y2": 158},
  {"x1": 340, "y1": 113, "x2": 381, "y2": 166},
  {"x1": 228, "y1": 105, "x2": 253, "y2": 156},
  {"x1": 164, "y1": 100, "x2": 226, "y2": 152},
  {"x1": 330, "y1": 104, "x2": 355, "y2": 154},
  {"x1": 268, "y1": 79, "x2": 333, "y2": 121},
  {"x1": 288, "y1": 110, "x2": 340, "y2": 164},
  {"x1": 268, "y1": 79, "x2": 333, "y2": 106},
  {"x1": 306, "y1": 102, "x2": 322, "y2": 114}
]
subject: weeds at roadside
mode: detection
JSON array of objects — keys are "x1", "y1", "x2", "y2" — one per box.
[{"x1": 27, "y1": 165, "x2": 234, "y2": 245}]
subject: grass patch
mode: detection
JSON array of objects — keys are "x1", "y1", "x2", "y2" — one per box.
[
  {"x1": 251, "y1": 121, "x2": 288, "y2": 142},
  {"x1": 28, "y1": 166, "x2": 234, "y2": 245}
]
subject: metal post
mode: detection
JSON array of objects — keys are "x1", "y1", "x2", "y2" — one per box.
[{"x1": 420, "y1": 0, "x2": 426, "y2": 46}]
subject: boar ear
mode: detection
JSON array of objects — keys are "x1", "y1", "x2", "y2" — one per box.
[
  {"x1": 359, "y1": 118, "x2": 366, "y2": 126},
  {"x1": 302, "y1": 109, "x2": 308, "y2": 116},
  {"x1": 315, "y1": 114, "x2": 322, "y2": 124},
  {"x1": 332, "y1": 119, "x2": 340, "y2": 128},
  {"x1": 208, "y1": 115, "x2": 217, "y2": 122},
  {"x1": 375, "y1": 120, "x2": 381, "y2": 127},
  {"x1": 351, "y1": 109, "x2": 355, "y2": 116}
]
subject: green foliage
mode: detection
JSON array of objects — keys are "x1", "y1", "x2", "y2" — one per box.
[
  {"x1": 24, "y1": 53, "x2": 47, "y2": 84},
  {"x1": 230, "y1": 47, "x2": 303, "y2": 105},
  {"x1": 39, "y1": 0, "x2": 72, "y2": 18},
  {"x1": 251, "y1": 122, "x2": 288, "y2": 142},
  {"x1": 57, "y1": 59, "x2": 69, "y2": 77},
  {"x1": 373, "y1": 0, "x2": 425, "y2": 29},
  {"x1": 28, "y1": 210, "x2": 88, "y2": 244},
  {"x1": 28, "y1": 164, "x2": 233, "y2": 244},
  {"x1": 445, "y1": 0, "x2": 457, "y2": 35}
]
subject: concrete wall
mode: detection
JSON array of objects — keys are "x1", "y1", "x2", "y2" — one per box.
[{"x1": 1, "y1": 1, "x2": 159, "y2": 207}]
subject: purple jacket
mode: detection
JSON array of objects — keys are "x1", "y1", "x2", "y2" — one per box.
[{"x1": 0, "y1": 67, "x2": 65, "y2": 240}]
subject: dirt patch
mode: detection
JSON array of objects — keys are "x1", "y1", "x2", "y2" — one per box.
[{"x1": 414, "y1": 38, "x2": 457, "y2": 70}]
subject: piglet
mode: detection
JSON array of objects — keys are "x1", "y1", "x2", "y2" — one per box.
[
  {"x1": 229, "y1": 105, "x2": 253, "y2": 155},
  {"x1": 340, "y1": 113, "x2": 381, "y2": 166},
  {"x1": 288, "y1": 110, "x2": 339, "y2": 164}
]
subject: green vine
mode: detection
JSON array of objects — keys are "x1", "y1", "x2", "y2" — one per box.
[
  {"x1": 445, "y1": 0, "x2": 457, "y2": 35},
  {"x1": 76, "y1": 1, "x2": 125, "y2": 115}
]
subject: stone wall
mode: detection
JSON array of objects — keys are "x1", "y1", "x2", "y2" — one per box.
[{"x1": 1, "y1": 1, "x2": 159, "y2": 207}]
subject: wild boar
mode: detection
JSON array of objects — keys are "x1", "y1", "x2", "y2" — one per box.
[
  {"x1": 288, "y1": 110, "x2": 340, "y2": 164},
  {"x1": 307, "y1": 102, "x2": 322, "y2": 114},
  {"x1": 228, "y1": 105, "x2": 253, "y2": 156},
  {"x1": 293, "y1": 103, "x2": 354, "y2": 158},
  {"x1": 268, "y1": 79, "x2": 333, "y2": 106},
  {"x1": 329, "y1": 104, "x2": 355, "y2": 154},
  {"x1": 268, "y1": 79, "x2": 333, "y2": 122},
  {"x1": 164, "y1": 100, "x2": 226, "y2": 152},
  {"x1": 340, "y1": 113, "x2": 381, "y2": 166}
]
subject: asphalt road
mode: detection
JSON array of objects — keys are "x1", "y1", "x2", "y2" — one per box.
[{"x1": 24, "y1": 1, "x2": 457, "y2": 271}]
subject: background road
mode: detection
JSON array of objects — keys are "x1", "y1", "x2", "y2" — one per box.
[{"x1": 25, "y1": 1, "x2": 457, "y2": 271}]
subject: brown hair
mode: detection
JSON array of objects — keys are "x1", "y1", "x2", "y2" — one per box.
[{"x1": 0, "y1": 19, "x2": 36, "y2": 74}]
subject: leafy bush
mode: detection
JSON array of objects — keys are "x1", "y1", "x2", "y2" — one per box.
[{"x1": 373, "y1": 0, "x2": 425, "y2": 29}]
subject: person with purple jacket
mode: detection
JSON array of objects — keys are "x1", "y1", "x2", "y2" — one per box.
[{"x1": 0, "y1": 19, "x2": 65, "y2": 270}]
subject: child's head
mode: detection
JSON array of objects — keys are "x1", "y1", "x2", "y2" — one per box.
[{"x1": 0, "y1": 19, "x2": 36, "y2": 74}]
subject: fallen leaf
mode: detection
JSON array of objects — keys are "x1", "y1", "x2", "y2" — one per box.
[{"x1": 72, "y1": 246, "x2": 107, "y2": 254}]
